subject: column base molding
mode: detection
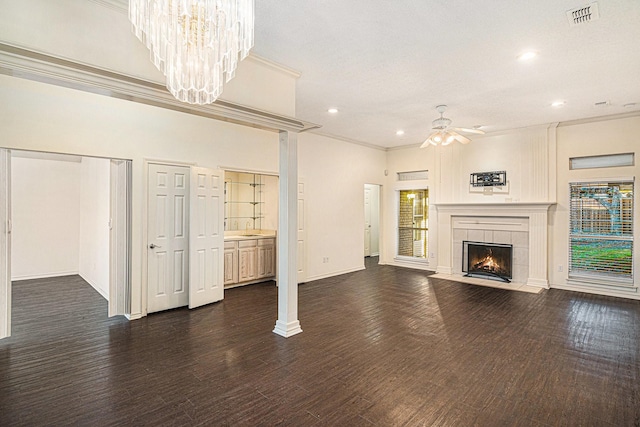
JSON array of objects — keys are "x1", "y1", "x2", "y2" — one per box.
[{"x1": 273, "y1": 320, "x2": 303, "y2": 338}]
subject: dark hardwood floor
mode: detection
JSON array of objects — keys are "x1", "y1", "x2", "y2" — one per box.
[{"x1": 1, "y1": 259, "x2": 639, "y2": 426}]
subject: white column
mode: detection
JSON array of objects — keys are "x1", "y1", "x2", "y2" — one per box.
[
  {"x1": 273, "y1": 131, "x2": 303, "y2": 338},
  {"x1": 527, "y1": 211, "x2": 550, "y2": 289}
]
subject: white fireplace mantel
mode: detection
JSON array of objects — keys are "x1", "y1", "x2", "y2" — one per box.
[{"x1": 434, "y1": 202, "x2": 555, "y2": 288}]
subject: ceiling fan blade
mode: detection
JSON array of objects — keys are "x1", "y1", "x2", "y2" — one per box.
[
  {"x1": 420, "y1": 136, "x2": 437, "y2": 148},
  {"x1": 451, "y1": 132, "x2": 471, "y2": 144},
  {"x1": 451, "y1": 127, "x2": 485, "y2": 135}
]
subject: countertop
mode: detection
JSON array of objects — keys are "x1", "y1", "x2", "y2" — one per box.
[{"x1": 224, "y1": 231, "x2": 277, "y2": 241}]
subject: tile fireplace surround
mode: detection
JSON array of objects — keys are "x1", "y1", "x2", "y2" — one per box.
[{"x1": 435, "y1": 203, "x2": 554, "y2": 289}]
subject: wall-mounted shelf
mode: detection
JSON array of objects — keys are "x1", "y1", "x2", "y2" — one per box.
[{"x1": 224, "y1": 172, "x2": 265, "y2": 231}]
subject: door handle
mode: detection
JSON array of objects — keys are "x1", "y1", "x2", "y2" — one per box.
[{"x1": 149, "y1": 243, "x2": 162, "y2": 249}]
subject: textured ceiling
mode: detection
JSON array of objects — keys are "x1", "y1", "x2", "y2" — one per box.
[
  {"x1": 109, "y1": 1, "x2": 640, "y2": 148},
  {"x1": 252, "y1": 0, "x2": 640, "y2": 148}
]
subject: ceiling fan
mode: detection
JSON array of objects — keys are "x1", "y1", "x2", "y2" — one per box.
[{"x1": 420, "y1": 105, "x2": 485, "y2": 147}]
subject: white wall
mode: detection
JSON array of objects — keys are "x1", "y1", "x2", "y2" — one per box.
[
  {"x1": 298, "y1": 133, "x2": 386, "y2": 281},
  {"x1": 10, "y1": 156, "x2": 81, "y2": 280},
  {"x1": 0, "y1": 0, "x2": 297, "y2": 117},
  {"x1": 79, "y1": 157, "x2": 110, "y2": 299},
  {"x1": 550, "y1": 115, "x2": 640, "y2": 298},
  {"x1": 0, "y1": 76, "x2": 388, "y2": 313},
  {"x1": 382, "y1": 146, "x2": 436, "y2": 268}
]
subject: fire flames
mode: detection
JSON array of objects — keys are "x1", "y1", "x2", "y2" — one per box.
[{"x1": 472, "y1": 249, "x2": 502, "y2": 273}]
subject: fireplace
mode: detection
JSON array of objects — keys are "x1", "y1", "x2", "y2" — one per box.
[{"x1": 463, "y1": 241, "x2": 513, "y2": 283}]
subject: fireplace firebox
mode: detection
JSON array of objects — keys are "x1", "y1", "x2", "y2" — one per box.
[{"x1": 463, "y1": 241, "x2": 513, "y2": 283}]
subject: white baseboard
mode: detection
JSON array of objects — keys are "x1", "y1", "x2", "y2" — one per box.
[
  {"x1": 388, "y1": 258, "x2": 434, "y2": 272},
  {"x1": 11, "y1": 271, "x2": 79, "y2": 281},
  {"x1": 79, "y1": 274, "x2": 109, "y2": 301},
  {"x1": 304, "y1": 266, "x2": 365, "y2": 283},
  {"x1": 551, "y1": 282, "x2": 640, "y2": 300}
]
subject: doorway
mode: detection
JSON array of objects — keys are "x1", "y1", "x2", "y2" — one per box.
[
  {"x1": 145, "y1": 162, "x2": 225, "y2": 313},
  {"x1": 0, "y1": 148, "x2": 131, "y2": 340},
  {"x1": 364, "y1": 184, "x2": 381, "y2": 259}
]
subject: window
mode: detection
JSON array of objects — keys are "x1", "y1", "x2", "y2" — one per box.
[
  {"x1": 569, "y1": 181, "x2": 634, "y2": 284},
  {"x1": 398, "y1": 189, "x2": 428, "y2": 259}
]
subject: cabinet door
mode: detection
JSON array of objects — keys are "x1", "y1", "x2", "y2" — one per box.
[
  {"x1": 238, "y1": 247, "x2": 257, "y2": 282},
  {"x1": 258, "y1": 245, "x2": 275, "y2": 279},
  {"x1": 223, "y1": 248, "x2": 237, "y2": 285}
]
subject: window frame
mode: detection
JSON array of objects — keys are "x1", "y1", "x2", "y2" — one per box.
[
  {"x1": 396, "y1": 188, "x2": 429, "y2": 262},
  {"x1": 568, "y1": 179, "x2": 634, "y2": 285}
]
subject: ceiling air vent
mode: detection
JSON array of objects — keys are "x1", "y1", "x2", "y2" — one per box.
[{"x1": 567, "y1": 2, "x2": 600, "y2": 26}]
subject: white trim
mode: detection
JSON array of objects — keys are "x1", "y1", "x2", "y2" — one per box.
[
  {"x1": 246, "y1": 54, "x2": 301, "y2": 79},
  {"x1": 81, "y1": 274, "x2": 109, "y2": 301},
  {"x1": 304, "y1": 266, "x2": 365, "y2": 283},
  {"x1": 0, "y1": 148, "x2": 11, "y2": 339},
  {"x1": 568, "y1": 176, "x2": 635, "y2": 184},
  {"x1": 0, "y1": 43, "x2": 320, "y2": 134},
  {"x1": 87, "y1": 0, "x2": 128, "y2": 13},
  {"x1": 552, "y1": 282, "x2": 639, "y2": 300},
  {"x1": 11, "y1": 271, "x2": 80, "y2": 281},
  {"x1": 388, "y1": 259, "x2": 434, "y2": 272},
  {"x1": 219, "y1": 166, "x2": 279, "y2": 177}
]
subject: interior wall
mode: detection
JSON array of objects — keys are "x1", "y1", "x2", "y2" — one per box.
[
  {"x1": 382, "y1": 146, "x2": 436, "y2": 268},
  {"x1": 0, "y1": 74, "x2": 279, "y2": 317},
  {"x1": 434, "y1": 125, "x2": 552, "y2": 204},
  {"x1": 0, "y1": 0, "x2": 297, "y2": 117},
  {"x1": 1, "y1": 74, "x2": 387, "y2": 315},
  {"x1": 298, "y1": 133, "x2": 386, "y2": 281},
  {"x1": 550, "y1": 115, "x2": 640, "y2": 298},
  {"x1": 79, "y1": 156, "x2": 111, "y2": 299},
  {"x1": 10, "y1": 156, "x2": 81, "y2": 280}
]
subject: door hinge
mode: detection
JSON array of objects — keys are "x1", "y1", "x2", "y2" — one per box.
[
  {"x1": 7, "y1": 219, "x2": 11, "y2": 234},
  {"x1": 108, "y1": 218, "x2": 113, "y2": 230}
]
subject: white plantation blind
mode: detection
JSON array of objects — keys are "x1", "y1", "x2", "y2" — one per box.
[{"x1": 569, "y1": 181, "x2": 634, "y2": 283}]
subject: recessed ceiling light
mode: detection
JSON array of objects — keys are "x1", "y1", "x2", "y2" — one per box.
[
  {"x1": 517, "y1": 51, "x2": 537, "y2": 61},
  {"x1": 396, "y1": 130, "x2": 405, "y2": 136},
  {"x1": 327, "y1": 108, "x2": 339, "y2": 114},
  {"x1": 551, "y1": 100, "x2": 566, "y2": 108}
]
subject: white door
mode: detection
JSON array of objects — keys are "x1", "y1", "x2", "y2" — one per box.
[
  {"x1": 109, "y1": 160, "x2": 130, "y2": 317},
  {"x1": 0, "y1": 149, "x2": 11, "y2": 339},
  {"x1": 189, "y1": 167, "x2": 224, "y2": 309},
  {"x1": 364, "y1": 186, "x2": 371, "y2": 257},
  {"x1": 297, "y1": 180, "x2": 307, "y2": 283},
  {"x1": 147, "y1": 164, "x2": 189, "y2": 313}
]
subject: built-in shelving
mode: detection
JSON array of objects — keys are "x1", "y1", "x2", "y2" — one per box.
[{"x1": 224, "y1": 172, "x2": 265, "y2": 230}]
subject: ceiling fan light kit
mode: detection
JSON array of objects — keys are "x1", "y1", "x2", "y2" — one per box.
[{"x1": 420, "y1": 105, "x2": 484, "y2": 148}]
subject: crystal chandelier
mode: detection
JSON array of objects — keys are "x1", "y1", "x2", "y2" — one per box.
[{"x1": 129, "y1": 0, "x2": 255, "y2": 105}]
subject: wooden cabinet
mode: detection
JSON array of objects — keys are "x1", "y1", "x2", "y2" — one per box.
[
  {"x1": 238, "y1": 240, "x2": 257, "y2": 282},
  {"x1": 257, "y1": 238, "x2": 275, "y2": 278},
  {"x1": 223, "y1": 241, "x2": 238, "y2": 286},
  {"x1": 225, "y1": 237, "x2": 276, "y2": 287}
]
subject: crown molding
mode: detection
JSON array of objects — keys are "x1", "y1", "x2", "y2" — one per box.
[
  {"x1": 87, "y1": 0, "x2": 128, "y2": 13},
  {"x1": 0, "y1": 42, "x2": 320, "y2": 134},
  {"x1": 307, "y1": 130, "x2": 387, "y2": 151},
  {"x1": 557, "y1": 110, "x2": 640, "y2": 127},
  {"x1": 246, "y1": 54, "x2": 301, "y2": 79}
]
